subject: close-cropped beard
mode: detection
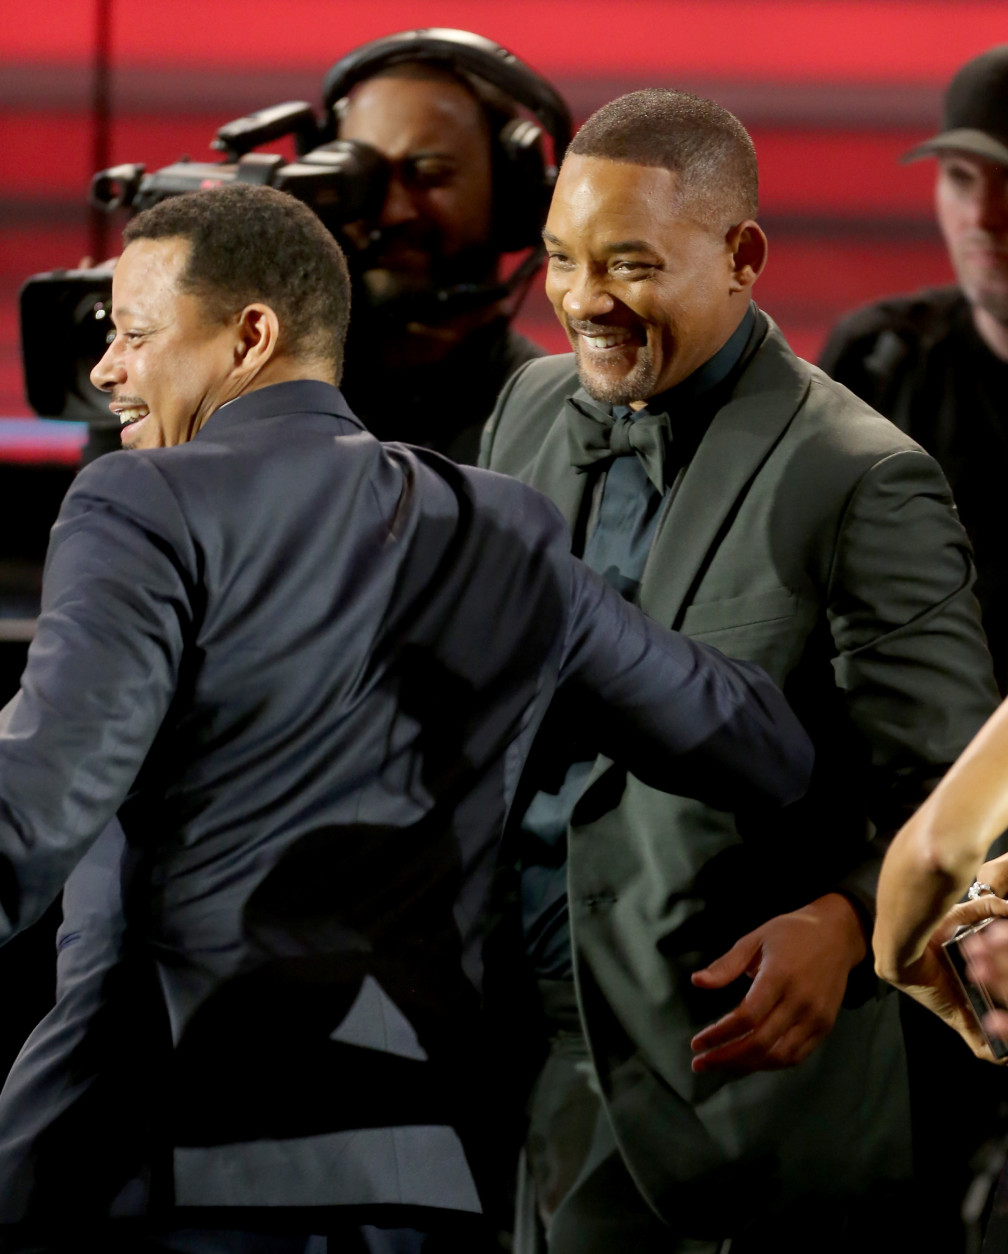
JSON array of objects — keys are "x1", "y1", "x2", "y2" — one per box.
[{"x1": 574, "y1": 340, "x2": 658, "y2": 407}]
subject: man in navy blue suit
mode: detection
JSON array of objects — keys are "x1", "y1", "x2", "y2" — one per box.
[{"x1": 0, "y1": 183, "x2": 811, "y2": 1253}]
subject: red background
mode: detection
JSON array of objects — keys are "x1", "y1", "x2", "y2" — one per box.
[{"x1": 2, "y1": 0, "x2": 1006, "y2": 426}]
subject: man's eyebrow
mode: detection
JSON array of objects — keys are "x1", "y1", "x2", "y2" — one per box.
[
  {"x1": 541, "y1": 230, "x2": 657, "y2": 254},
  {"x1": 602, "y1": 239, "x2": 657, "y2": 253}
]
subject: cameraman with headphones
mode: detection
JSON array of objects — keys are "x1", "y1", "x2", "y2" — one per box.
[{"x1": 324, "y1": 30, "x2": 571, "y2": 464}]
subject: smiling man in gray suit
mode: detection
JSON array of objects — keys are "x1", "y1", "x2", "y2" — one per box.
[
  {"x1": 480, "y1": 89, "x2": 1000, "y2": 1254},
  {"x1": 0, "y1": 182, "x2": 814, "y2": 1253}
]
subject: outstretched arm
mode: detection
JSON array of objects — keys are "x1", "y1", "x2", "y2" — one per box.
[
  {"x1": 559, "y1": 557, "x2": 814, "y2": 813},
  {"x1": 0, "y1": 456, "x2": 192, "y2": 942}
]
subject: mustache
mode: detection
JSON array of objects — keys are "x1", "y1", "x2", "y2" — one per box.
[
  {"x1": 960, "y1": 233, "x2": 1008, "y2": 252},
  {"x1": 568, "y1": 320, "x2": 633, "y2": 335}
]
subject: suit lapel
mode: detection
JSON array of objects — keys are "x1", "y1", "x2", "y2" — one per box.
[
  {"x1": 520, "y1": 387, "x2": 596, "y2": 535},
  {"x1": 640, "y1": 320, "x2": 812, "y2": 628}
]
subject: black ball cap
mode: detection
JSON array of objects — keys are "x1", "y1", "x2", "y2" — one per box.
[{"x1": 904, "y1": 44, "x2": 1008, "y2": 166}]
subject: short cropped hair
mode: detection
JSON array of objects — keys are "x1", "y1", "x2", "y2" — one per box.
[
  {"x1": 123, "y1": 183, "x2": 351, "y2": 381},
  {"x1": 568, "y1": 89, "x2": 758, "y2": 231}
]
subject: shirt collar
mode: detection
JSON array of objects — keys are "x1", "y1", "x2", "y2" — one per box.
[
  {"x1": 633, "y1": 302, "x2": 757, "y2": 420},
  {"x1": 196, "y1": 379, "x2": 364, "y2": 438}
]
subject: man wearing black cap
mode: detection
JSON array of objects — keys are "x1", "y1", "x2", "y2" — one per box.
[{"x1": 822, "y1": 44, "x2": 1008, "y2": 693}]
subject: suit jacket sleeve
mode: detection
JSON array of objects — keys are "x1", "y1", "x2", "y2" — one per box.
[
  {"x1": 558, "y1": 558, "x2": 813, "y2": 813},
  {"x1": 0, "y1": 455, "x2": 195, "y2": 941},
  {"x1": 826, "y1": 442, "x2": 997, "y2": 911}
]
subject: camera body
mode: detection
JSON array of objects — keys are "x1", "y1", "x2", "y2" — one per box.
[
  {"x1": 19, "y1": 263, "x2": 117, "y2": 424},
  {"x1": 19, "y1": 103, "x2": 390, "y2": 426},
  {"x1": 90, "y1": 98, "x2": 388, "y2": 231}
]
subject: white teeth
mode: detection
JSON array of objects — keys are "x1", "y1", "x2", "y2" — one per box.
[
  {"x1": 116, "y1": 407, "x2": 148, "y2": 425},
  {"x1": 582, "y1": 333, "x2": 629, "y2": 349}
]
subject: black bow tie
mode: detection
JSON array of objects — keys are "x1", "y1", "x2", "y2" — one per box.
[{"x1": 565, "y1": 397, "x2": 671, "y2": 492}]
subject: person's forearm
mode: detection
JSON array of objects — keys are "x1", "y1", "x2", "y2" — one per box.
[
  {"x1": 560, "y1": 559, "x2": 814, "y2": 810},
  {"x1": 874, "y1": 696, "x2": 1008, "y2": 977}
]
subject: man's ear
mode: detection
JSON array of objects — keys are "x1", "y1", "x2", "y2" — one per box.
[
  {"x1": 233, "y1": 303, "x2": 281, "y2": 375},
  {"x1": 726, "y1": 221, "x2": 768, "y2": 293}
]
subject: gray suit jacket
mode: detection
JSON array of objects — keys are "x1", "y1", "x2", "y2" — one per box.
[
  {"x1": 481, "y1": 313, "x2": 999, "y2": 1233},
  {"x1": 0, "y1": 380, "x2": 811, "y2": 1231}
]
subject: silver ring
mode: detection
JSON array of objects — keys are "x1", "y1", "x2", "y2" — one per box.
[{"x1": 969, "y1": 881, "x2": 995, "y2": 900}]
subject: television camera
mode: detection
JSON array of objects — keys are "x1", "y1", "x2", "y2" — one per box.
[
  {"x1": 19, "y1": 101, "x2": 390, "y2": 425},
  {"x1": 20, "y1": 28, "x2": 572, "y2": 428}
]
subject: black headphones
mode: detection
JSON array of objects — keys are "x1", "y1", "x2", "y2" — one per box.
[{"x1": 321, "y1": 28, "x2": 572, "y2": 255}]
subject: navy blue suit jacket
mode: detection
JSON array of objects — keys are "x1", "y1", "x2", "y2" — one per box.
[{"x1": 0, "y1": 381, "x2": 810, "y2": 1228}]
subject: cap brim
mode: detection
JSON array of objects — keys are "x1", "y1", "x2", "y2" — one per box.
[{"x1": 902, "y1": 128, "x2": 1008, "y2": 166}]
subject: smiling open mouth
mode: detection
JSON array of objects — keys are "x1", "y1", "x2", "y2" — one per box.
[
  {"x1": 581, "y1": 332, "x2": 634, "y2": 349},
  {"x1": 114, "y1": 405, "x2": 149, "y2": 428},
  {"x1": 570, "y1": 322, "x2": 638, "y2": 351}
]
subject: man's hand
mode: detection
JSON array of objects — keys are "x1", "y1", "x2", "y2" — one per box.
[
  {"x1": 882, "y1": 893, "x2": 1008, "y2": 1062},
  {"x1": 689, "y1": 893, "x2": 866, "y2": 1074}
]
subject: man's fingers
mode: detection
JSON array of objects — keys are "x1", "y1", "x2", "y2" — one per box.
[
  {"x1": 763, "y1": 1021, "x2": 821, "y2": 1068},
  {"x1": 691, "y1": 933, "x2": 761, "y2": 990},
  {"x1": 691, "y1": 960, "x2": 784, "y2": 1052},
  {"x1": 690, "y1": 1006, "x2": 757, "y2": 1055},
  {"x1": 691, "y1": 971, "x2": 787, "y2": 1054},
  {"x1": 691, "y1": 999, "x2": 812, "y2": 1074},
  {"x1": 694, "y1": 1029, "x2": 818, "y2": 1075},
  {"x1": 691, "y1": 951, "x2": 842, "y2": 1072}
]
